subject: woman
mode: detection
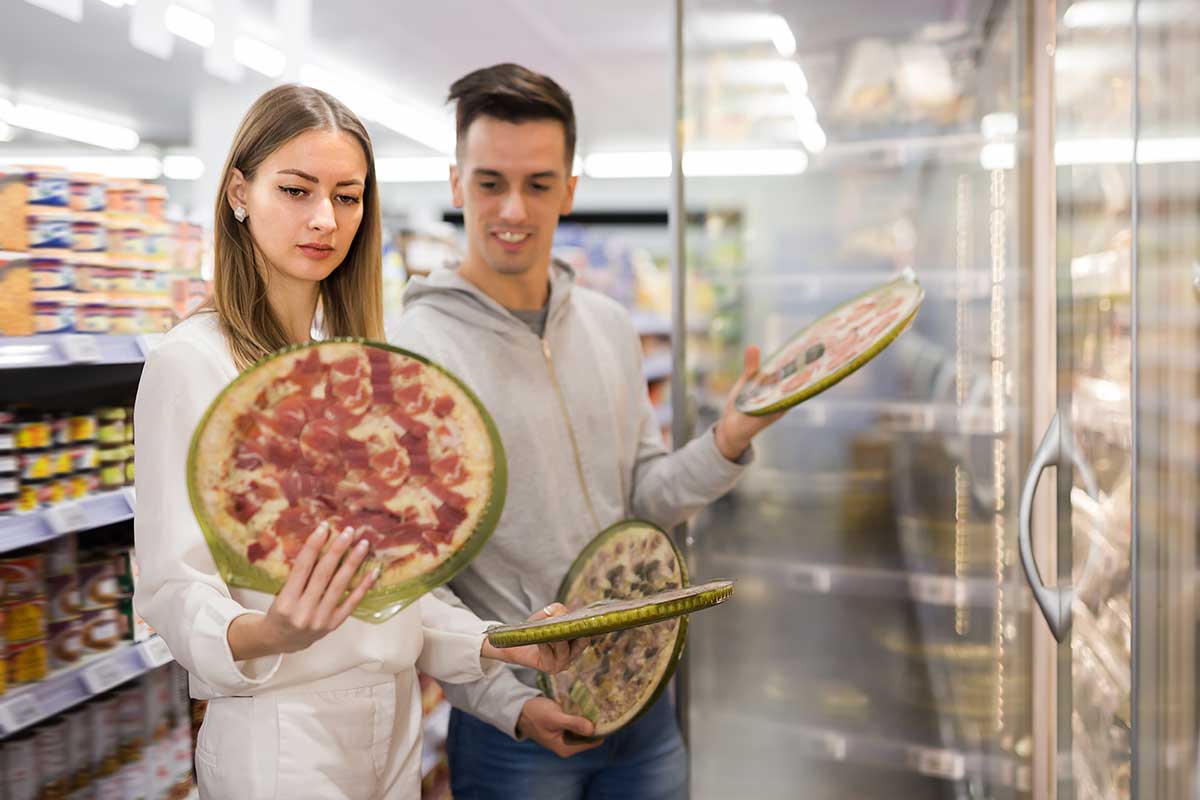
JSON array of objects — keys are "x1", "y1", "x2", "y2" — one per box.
[{"x1": 133, "y1": 84, "x2": 576, "y2": 799}]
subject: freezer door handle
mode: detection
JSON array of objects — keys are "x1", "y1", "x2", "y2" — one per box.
[{"x1": 1018, "y1": 412, "x2": 1100, "y2": 642}]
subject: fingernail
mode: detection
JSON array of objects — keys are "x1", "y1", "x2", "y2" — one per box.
[
  {"x1": 370, "y1": 567, "x2": 381, "y2": 581},
  {"x1": 354, "y1": 539, "x2": 370, "y2": 553},
  {"x1": 339, "y1": 527, "x2": 353, "y2": 543},
  {"x1": 544, "y1": 605, "x2": 555, "y2": 615}
]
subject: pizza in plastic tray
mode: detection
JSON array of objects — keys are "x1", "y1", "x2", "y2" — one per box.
[
  {"x1": 529, "y1": 521, "x2": 731, "y2": 737},
  {"x1": 188, "y1": 340, "x2": 505, "y2": 622},
  {"x1": 736, "y1": 274, "x2": 924, "y2": 416}
]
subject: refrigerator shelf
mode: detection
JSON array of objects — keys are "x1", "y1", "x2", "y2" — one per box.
[
  {"x1": 0, "y1": 335, "x2": 158, "y2": 370},
  {"x1": 0, "y1": 489, "x2": 135, "y2": 555}
]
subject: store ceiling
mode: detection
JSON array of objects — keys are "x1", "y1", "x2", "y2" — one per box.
[{"x1": 0, "y1": 0, "x2": 1001, "y2": 155}]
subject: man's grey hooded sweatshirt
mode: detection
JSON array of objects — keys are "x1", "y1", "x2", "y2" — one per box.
[{"x1": 388, "y1": 261, "x2": 752, "y2": 737}]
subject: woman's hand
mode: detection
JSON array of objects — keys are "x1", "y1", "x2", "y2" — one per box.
[
  {"x1": 479, "y1": 603, "x2": 590, "y2": 674},
  {"x1": 228, "y1": 523, "x2": 378, "y2": 660}
]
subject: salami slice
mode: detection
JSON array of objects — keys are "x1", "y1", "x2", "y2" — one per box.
[
  {"x1": 736, "y1": 274, "x2": 925, "y2": 416},
  {"x1": 188, "y1": 339, "x2": 506, "y2": 622},
  {"x1": 490, "y1": 521, "x2": 732, "y2": 737}
]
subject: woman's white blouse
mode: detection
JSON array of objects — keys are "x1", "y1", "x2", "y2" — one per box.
[{"x1": 132, "y1": 311, "x2": 499, "y2": 699}]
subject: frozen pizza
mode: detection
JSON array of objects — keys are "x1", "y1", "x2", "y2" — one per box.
[
  {"x1": 188, "y1": 340, "x2": 505, "y2": 622},
  {"x1": 536, "y1": 522, "x2": 724, "y2": 737},
  {"x1": 736, "y1": 274, "x2": 924, "y2": 415}
]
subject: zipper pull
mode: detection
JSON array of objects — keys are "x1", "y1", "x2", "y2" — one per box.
[{"x1": 541, "y1": 338, "x2": 552, "y2": 362}]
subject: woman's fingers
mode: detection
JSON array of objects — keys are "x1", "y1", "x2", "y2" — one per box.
[
  {"x1": 299, "y1": 526, "x2": 356, "y2": 609},
  {"x1": 313, "y1": 539, "x2": 372, "y2": 627},
  {"x1": 277, "y1": 522, "x2": 330, "y2": 606}
]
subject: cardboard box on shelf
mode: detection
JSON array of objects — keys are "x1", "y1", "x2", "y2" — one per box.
[{"x1": 0, "y1": 252, "x2": 34, "y2": 335}]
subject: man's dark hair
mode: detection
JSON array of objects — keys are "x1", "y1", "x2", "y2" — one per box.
[{"x1": 447, "y1": 63, "x2": 576, "y2": 167}]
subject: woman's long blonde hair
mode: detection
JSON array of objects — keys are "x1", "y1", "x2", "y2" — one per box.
[{"x1": 210, "y1": 84, "x2": 383, "y2": 370}]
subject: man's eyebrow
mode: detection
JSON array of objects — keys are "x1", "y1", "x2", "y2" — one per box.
[{"x1": 472, "y1": 168, "x2": 560, "y2": 179}]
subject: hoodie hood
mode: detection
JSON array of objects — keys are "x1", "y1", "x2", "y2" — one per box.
[{"x1": 400, "y1": 259, "x2": 577, "y2": 336}]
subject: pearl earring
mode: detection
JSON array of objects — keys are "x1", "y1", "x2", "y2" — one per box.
[{"x1": 234, "y1": 206, "x2": 247, "y2": 222}]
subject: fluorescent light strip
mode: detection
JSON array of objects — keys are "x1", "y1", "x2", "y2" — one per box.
[
  {"x1": 770, "y1": 16, "x2": 796, "y2": 58},
  {"x1": 1062, "y1": 0, "x2": 1189, "y2": 29},
  {"x1": 165, "y1": 3, "x2": 214, "y2": 48},
  {"x1": 375, "y1": 156, "x2": 451, "y2": 183},
  {"x1": 301, "y1": 64, "x2": 454, "y2": 153},
  {"x1": 979, "y1": 138, "x2": 1200, "y2": 169},
  {"x1": 234, "y1": 36, "x2": 285, "y2": 78},
  {"x1": 0, "y1": 155, "x2": 162, "y2": 180},
  {"x1": 162, "y1": 154, "x2": 204, "y2": 180},
  {"x1": 0, "y1": 99, "x2": 140, "y2": 151},
  {"x1": 584, "y1": 149, "x2": 808, "y2": 179}
]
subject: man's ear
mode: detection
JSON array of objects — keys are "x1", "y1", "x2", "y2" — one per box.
[
  {"x1": 450, "y1": 163, "x2": 465, "y2": 209},
  {"x1": 560, "y1": 174, "x2": 578, "y2": 216}
]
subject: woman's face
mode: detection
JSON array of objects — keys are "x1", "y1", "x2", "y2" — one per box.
[{"x1": 228, "y1": 129, "x2": 369, "y2": 285}]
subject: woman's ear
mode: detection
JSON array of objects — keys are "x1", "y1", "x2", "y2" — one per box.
[{"x1": 226, "y1": 168, "x2": 249, "y2": 215}]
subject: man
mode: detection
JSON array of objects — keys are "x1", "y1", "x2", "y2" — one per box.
[{"x1": 390, "y1": 63, "x2": 782, "y2": 799}]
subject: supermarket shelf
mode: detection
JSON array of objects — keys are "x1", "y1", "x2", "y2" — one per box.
[
  {"x1": 0, "y1": 636, "x2": 174, "y2": 738},
  {"x1": 0, "y1": 489, "x2": 135, "y2": 554},
  {"x1": 708, "y1": 552, "x2": 1016, "y2": 608},
  {"x1": 704, "y1": 711, "x2": 1031, "y2": 790},
  {"x1": 421, "y1": 700, "x2": 451, "y2": 779},
  {"x1": 773, "y1": 398, "x2": 1009, "y2": 436},
  {"x1": 632, "y1": 312, "x2": 711, "y2": 338},
  {"x1": 643, "y1": 352, "x2": 672, "y2": 382},
  {"x1": 0, "y1": 334, "x2": 160, "y2": 369}
]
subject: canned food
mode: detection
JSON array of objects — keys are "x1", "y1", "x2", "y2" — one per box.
[
  {"x1": 45, "y1": 534, "x2": 78, "y2": 577},
  {"x1": 67, "y1": 414, "x2": 97, "y2": 444},
  {"x1": 8, "y1": 638, "x2": 48, "y2": 685},
  {"x1": 71, "y1": 471, "x2": 99, "y2": 498},
  {"x1": 76, "y1": 304, "x2": 111, "y2": 334},
  {"x1": 16, "y1": 417, "x2": 51, "y2": 450},
  {"x1": 47, "y1": 575, "x2": 82, "y2": 622},
  {"x1": 79, "y1": 607, "x2": 123, "y2": 654},
  {"x1": 48, "y1": 618, "x2": 84, "y2": 671},
  {"x1": 73, "y1": 264, "x2": 112, "y2": 294},
  {"x1": 71, "y1": 219, "x2": 106, "y2": 253},
  {"x1": 108, "y1": 307, "x2": 142, "y2": 335},
  {"x1": 31, "y1": 261, "x2": 74, "y2": 291},
  {"x1": 4, "y1": 598, "x2": 48, "y2": 644},
  {"x1": 108, "y1": 268, "x2": 139, "y2": 295},
  {"x1": 70, "y1": 175, "x2": 107, "y2": 213},
  {"x1": 107, "y1": 224, "x2": 145, "y2": 260},
  {"x1": 17, "y1": 481, "x2": 41, "y2": 513},
  {"x1": 34, "y1": 302, "x2": 75, "y2": 334},
  {"x1": 77, "y1": 557, "x2": 120, "y2": 610},
  {"x1": 44, "y1": 476, "x2": 66, "y2": 507},
  {"x1": 0, "y1": 552, "x2": 45, "y2": 600},
  {"x1": 18, "y1": 449, "x2": 52, "y2": 481},
  {"x1": 28, "y1": 211, "x2": 73, "y2": 251}
]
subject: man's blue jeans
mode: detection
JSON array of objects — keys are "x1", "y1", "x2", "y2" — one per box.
[{"x1": 446, "y1": 694, "x2": 688, "y2": 799}]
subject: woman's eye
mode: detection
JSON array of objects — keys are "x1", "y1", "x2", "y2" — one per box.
[
  {"x1": 337, "y1": 195, "x2": 362, "y2": 205},
  {"x1": 279, "y1": 186, "x2": 306, "y2": 198}
]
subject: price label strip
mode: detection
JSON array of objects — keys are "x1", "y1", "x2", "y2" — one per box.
[
  {"x1": 81, "y1": 656, "x2": 132, "y2": 696},
  {"x1": 57, "y1": 334, "x2": 103, "y2": 364},
  {"x1": 138, "y1": 637, "x2": 173, "y2": 669},
  {"x1": 0, "y1": 692, "x2": 44, "y2": 734},
  {"x1": 911, "y1": 747, "x2": 965, "y2": 781},
  {"x1": 44, "y1": 501, "x2": 92, "y2": 537}
]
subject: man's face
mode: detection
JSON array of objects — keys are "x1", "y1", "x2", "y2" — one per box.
[{"x1": 451, "y1": 116, "x2": 577, "y2": 279}]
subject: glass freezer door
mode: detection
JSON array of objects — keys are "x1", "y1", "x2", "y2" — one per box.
[{"x1": 677, "y1": 1, "x2": 1037, "y2": 797}]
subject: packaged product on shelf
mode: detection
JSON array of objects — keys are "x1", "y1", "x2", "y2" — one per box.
[
  {"x1": 116, "y1": 684, "x2": 146, "y2": 745},
  {"x1": 31, "y1": 259, "x2": 74, "y2": 291},
  {"x1": 0, "y1": 549, "x2": 46, "y2": 600},
  {"x1": 48, "y1": 618, "x2": 85, "y2": 671},
  {"x1": 33, "y1": 300, "x2": 75, "y2": 334},
  {"x1": 79, "y1": 606, "x2": 123, "y2": 654},
  {"x1": 16, "y1": 413, "x2": 51, "y2": 450},
  {"x1": 65, "y1": 706, "x2": 93, "y2": 796},
  {"x1": 5, "y1": 731, "x2": 39, "y2": 800},
  {"x1": 44, "y1": 530, "x2": 79, "y2": 577},
  {"x1": 27, "y1": 210, "x2": 73, "y2": 252},
  {"x1": 67, "y1": 413, "x2": 97, "y2": 446},
  {"x1": 0, "y1": 168, "x2": 30, "y2": 251},
  {"x1": 26, "y1": 169, "x2": 70, "y2": 208},
  {"x1": 70, "y1": 174, "x2": 107, "y2": 214},
  {"x1": 78, "y1": 552, "x2": 120, "y2": 610},
  {"x1": 8, "y1": 638, "x2": 49, "y2": 685},
  {"x1": 146, "y1": 222, "x2": 172, "y2": 265},
  {"x1": 17, "y1": 480, "x2": 42, "y2": 513},
  {"x1": 0, "y1": 473, "x2": 17, "y2": 516},
  {"x1": 5, "y1": 597, "x2": 48, "y2": 644},
  {"x1": 0, "y1": 252, "x2": 34, "y2": 335},
  {"x1": 75, "y1": 303, "x2": 111, "y2": 334},
  {"x1": 106, "y1": 180, "x2": 144, "y2": 217},
  {"x1": 142, "y1": 184, "x2": 167, "y2": 221},
  {"x1": 74, "y1": 262, "x2": 111, "y2": 294},
  {"x1": 18, "y1": 446, "x2": 52, "y2": 482},
  {"x1": 47, "y1": 574, "x2": 83, "y2": 622},
  {"x1": 90, "y1": 693, "x2": 120, "y2": 771},
  {"x1": 107, "y1": 220, "x2": 146, "y2": 263},
  {"x1": 71, "y1": 217, "x2": 107, "y2": 254}
]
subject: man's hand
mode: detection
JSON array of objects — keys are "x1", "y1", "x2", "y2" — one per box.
[
  {"x1": 517, "y1": 696, "x2": 603, "y2": 758},
  {"x1": 480, "y1": 604, "x2": 591, "y2": 673},
  {"x1": 714, "y1": 345, "x2": 785, "y2": 461}
]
